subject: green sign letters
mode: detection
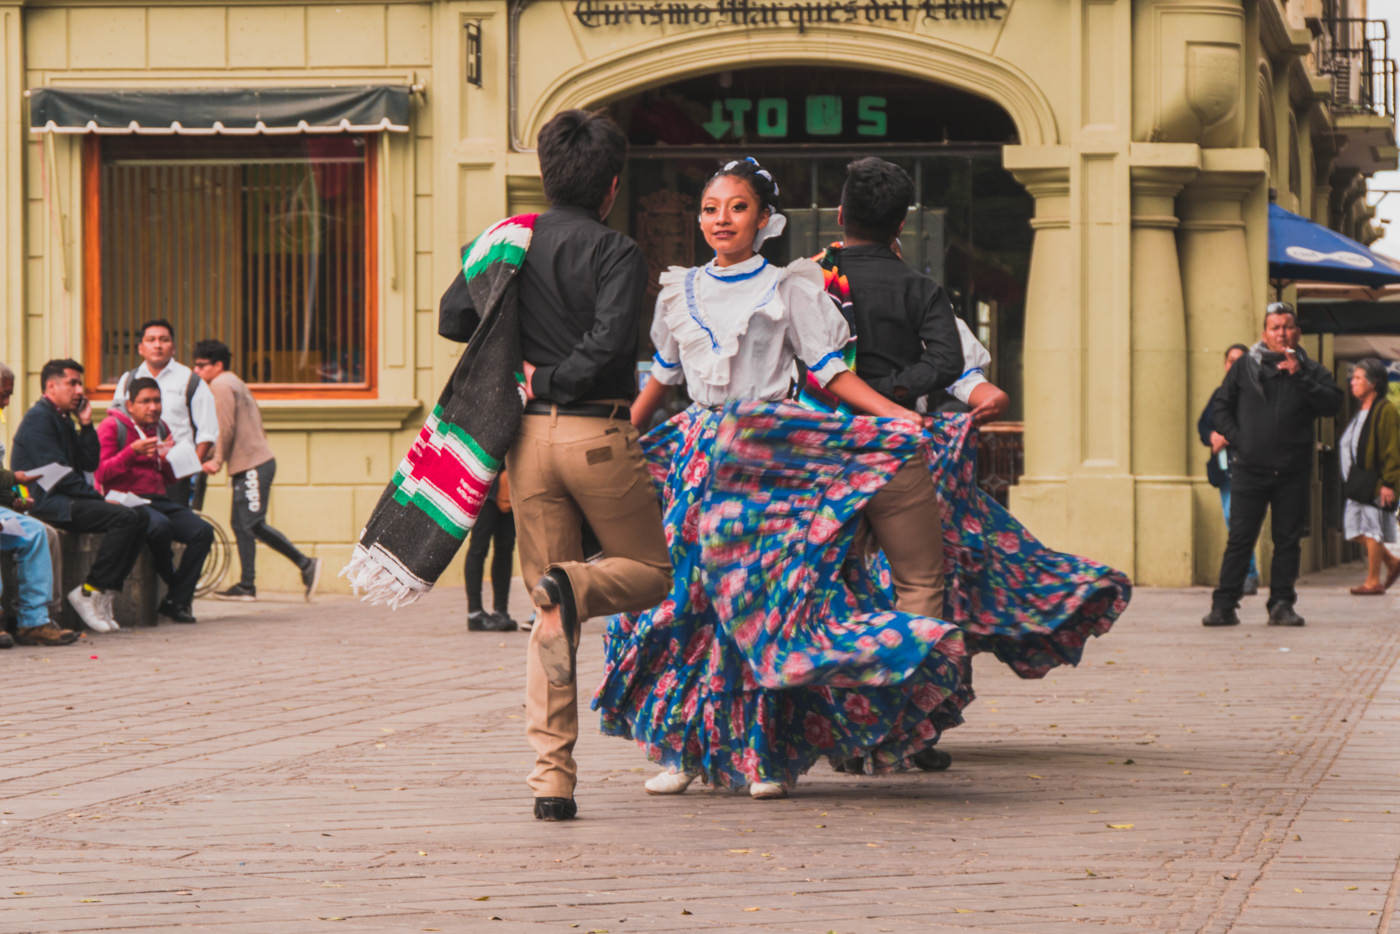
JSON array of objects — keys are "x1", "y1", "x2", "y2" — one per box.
[{"x1": 701, "y1": 95, "x2": 887, "y2": 140}]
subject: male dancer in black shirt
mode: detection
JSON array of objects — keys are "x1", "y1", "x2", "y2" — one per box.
[
  {"x1": 439, "y1": 111, "x2": 671, "y2": 821},
  {"x1": 829, "y1": 157, "x2": 962, "y2": 613},
  {"x1": 823, "y1": 157, "x2": 965, "y2": 771}
]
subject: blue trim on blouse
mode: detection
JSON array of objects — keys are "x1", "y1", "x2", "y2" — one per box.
[
  {"x1": 704, "y1": 257, "x2": 769, "y2": 282},
  {"x1": 958, "y1": 366, "x2": 985, "y2": 380},
  {"x1": 752, "y1": 280, "x2": 778, "y2": 309},
  {"x1": 652, "y1": 352, "x2": 679, "y2": 369},
  {"x1": 809, "y1": 348, "x2": 844, "y2": 372},
  {"x1": 683, "y1": 267, "x2": 721, "y2": 351}
]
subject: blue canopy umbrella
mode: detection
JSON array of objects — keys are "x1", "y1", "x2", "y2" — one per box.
[{"x1": 1269, "y1": 203, "x2": 1400, "y2": 287}]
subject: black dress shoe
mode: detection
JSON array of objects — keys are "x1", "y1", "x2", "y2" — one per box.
[
  {"x1": 1268, "y1": 603, "x2": 1305, "y2": 627},
  {"x1": 159, "y1": 600, "x2": 197, "y2": 624},
  {"x1": 533, "y1": 796, "x2": 577, "y2": 821},
  {"x1": 484, "y1": 611, "x2": 518, "y2": 632},
  {"x1": 1201, "y1": 607, "x2": 1240, "y2": 627},
  {"x1": 832, "y1": 756, "x2": 864, "y2": 774},
  {"x1": 532, "y1": 570, "x2": 578, "y2": 687},
  {"x1": 532, "y1": 570, "x2": 577, "y2": 635},
  {"x1": 911, "y1": 747, "x2": 952, "y2": 771}
]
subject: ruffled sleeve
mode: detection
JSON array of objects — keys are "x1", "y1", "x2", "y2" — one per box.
[
  {"x1": 648, "y1": 269, "x2": 686, "y2": 387},
  {"x1": 948, "y1": 317, "x2": 992, "y2": 404},
  {"x1": 780, "y1": 258, "x2": 851, "y2": 387}
]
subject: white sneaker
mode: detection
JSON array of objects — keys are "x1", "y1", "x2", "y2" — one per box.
[
  {"x1": 94, "y1": 590, "x2": 120, "y2": 631},
  {"x1": 66, "y1": 586, "x2": 114, "y2": 633},
  {"x1": 644, "y1": 770, "x2": 696, "y2": 795},
  {"x1": 749, "y1": 781, "x2": 787, "y2": 800}
]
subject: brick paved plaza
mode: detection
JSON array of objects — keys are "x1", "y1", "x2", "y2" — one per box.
[{"x1": 2, "y1": 565, "x2": 1398, "y2": 933}]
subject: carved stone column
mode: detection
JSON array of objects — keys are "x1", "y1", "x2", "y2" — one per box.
[
  {"x1": 1002, "y1": 152, "x2": 1077, "y2": 551},
  {"x1": 1129, "y1": 156, "x2": 1198, "y2": 583},
  {"x1": 0, "y1": 2, "x2": 23, "y2": 408},
  {"x1": 1179, "y1": 154, "x2": 1268, "y2": 583}
]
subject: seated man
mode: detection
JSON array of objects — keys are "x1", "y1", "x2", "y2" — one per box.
[
  {"x1": 96, "y1": 378, "x2": 213, "y2": 624},
  {"x1": 12, "y1": 359, "x2": 144, "y2": 633},
  {"x1": 0, "y1": 364, "x2": 78, "y2": 647}
]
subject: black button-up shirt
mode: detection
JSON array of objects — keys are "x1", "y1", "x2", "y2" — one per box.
[
  {"x1": 827, "y1": 243, "x2": 964, "y2": 402},
  {"x1": 438, "y1": 205, "x2": 647, "y2": 405}
]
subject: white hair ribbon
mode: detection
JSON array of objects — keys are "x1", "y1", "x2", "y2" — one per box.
[{"x1": 753, "y1": 211, "x2": 787, "y2": 249}]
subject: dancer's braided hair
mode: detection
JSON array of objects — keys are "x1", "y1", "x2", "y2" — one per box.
[{"x1": 702, "y1": 156, "x2": 781, "y2": 217}]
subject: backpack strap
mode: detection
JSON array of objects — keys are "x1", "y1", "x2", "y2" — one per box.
[{"x1": 111, "y1": 367, "x2": 140, "y2": 413}]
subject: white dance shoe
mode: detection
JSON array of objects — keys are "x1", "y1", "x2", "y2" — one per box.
[
  {"x1": 748, "y1": 780, "x2": 787, "y2": 799},
  {"x1": 644, "y1": 770, "x2": 696, "y2": 795}
]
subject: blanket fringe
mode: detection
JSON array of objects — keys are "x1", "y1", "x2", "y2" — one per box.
[{"x1": 340, "y1": 543, "x2": 432, "y2": 610}]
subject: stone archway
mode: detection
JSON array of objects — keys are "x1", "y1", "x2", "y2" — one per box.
[{"x1": 520, "y1": 27, "x2": 1060, "y2": 149}]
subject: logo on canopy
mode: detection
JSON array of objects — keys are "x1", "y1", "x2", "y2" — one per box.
[{"x1": 1284, "y1": 246, "x2": 1376, "y2": 269}]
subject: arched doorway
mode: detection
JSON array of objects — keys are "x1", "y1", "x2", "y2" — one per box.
[{"x1": 604, "y1": 66, "x2": 1032, "y2": 421}]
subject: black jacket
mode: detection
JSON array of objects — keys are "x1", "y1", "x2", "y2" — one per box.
[
  {"x1": 1197, "y1": 385, "x2": 1229, "y2": 488},
  {"x1": 821, "y1": 244, "x2": 963, "y2": 402},
  {"x1": 438, "y1": 206, "x2": 647, "y2": 405},
  {"x1": 1212, "y1": 344, "x2": 1343, "y2": 475},
  {"x1": 10, "y1": 397, "x2": 102, "y2": 523}
]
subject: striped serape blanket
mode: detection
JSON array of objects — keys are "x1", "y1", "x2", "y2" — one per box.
[{"x1": 341, "y1": 214, "x2": 537, "y2": 607}]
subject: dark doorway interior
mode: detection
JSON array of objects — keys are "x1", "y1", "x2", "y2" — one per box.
[{"x1": 608, "y1": 66, "x2": 1032, "y2": 419}]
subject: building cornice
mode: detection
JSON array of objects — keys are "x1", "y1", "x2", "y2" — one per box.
[{"x1": 1259, "y1": 0, "x2": 1311, "y2": 61}]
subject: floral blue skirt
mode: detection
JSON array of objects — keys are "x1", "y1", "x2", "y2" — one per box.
[{"x1": 592, "y1": 403, "x2": 1131, "y2": 789}]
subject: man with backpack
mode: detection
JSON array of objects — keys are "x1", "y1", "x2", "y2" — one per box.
[
  {"x1": 96, "y1": 377, "x2": 213, "y2": 624},
  {"x1": 113, "y1": 319, "x2": 219, "y2": 507}
]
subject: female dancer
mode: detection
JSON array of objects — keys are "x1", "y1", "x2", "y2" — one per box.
[{"x1": 593, "y1": 159, "x2": 975, "y2": 799}]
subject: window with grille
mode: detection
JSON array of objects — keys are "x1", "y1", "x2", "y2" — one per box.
[{"x1": 84, "y1": 135, "x2": 377, "y2": 395}]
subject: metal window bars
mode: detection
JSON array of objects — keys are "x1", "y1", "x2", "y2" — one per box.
[{"x1": 1317, "y1": 13, "x2": 1397, "y2": 120}]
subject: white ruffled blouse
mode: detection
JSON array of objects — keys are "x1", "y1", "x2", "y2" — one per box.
[{"x1": 648, "y1": 254, "x2": 850, "y2": 406}]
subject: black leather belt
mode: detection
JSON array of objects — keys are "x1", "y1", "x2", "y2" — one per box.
[{"x1": 523, "y1": 401, "x2": 629, "y2": 420}]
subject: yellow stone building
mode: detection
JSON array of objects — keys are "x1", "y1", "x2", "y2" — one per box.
[{"x1": 0, "y1": 0, "x2": 1395, "y2": 592}]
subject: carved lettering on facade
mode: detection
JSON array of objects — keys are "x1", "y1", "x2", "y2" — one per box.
[{"x1": 573, "y1": 0, "x2": 1007, "y2": 31}]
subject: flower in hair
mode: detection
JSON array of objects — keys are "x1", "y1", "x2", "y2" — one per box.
[{"x1": 722, "y1": 156, "x2": 780, "y2": 197}]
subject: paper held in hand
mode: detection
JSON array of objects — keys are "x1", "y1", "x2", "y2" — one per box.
[
  {"x1": 25, "y1": 462, "x2": 72, "y2": 492},
  {"x1": 164, "y1": 441, "x2": 203, "y2": 479},
  {"x1": 104, "y1": 490, "x2": 150, "y2": 508}
]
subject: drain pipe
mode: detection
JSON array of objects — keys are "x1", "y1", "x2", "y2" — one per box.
[{"x1": 508, "y1": 0, "x2": 536, "y2": 152}]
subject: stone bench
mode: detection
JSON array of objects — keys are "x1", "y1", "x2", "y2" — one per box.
[{"x1": 1, "y1": 523, "x2": 169, "y2": 632}]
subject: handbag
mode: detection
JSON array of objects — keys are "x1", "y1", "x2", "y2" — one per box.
[{"x1": 1343, "y1": 405, "x2": 1380, "y2": 504}]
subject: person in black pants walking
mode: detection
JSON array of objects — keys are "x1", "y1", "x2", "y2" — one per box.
[
  {"x1": 193, "y1": 340, "x2": 321, "y2": 602},
  {"x1": 11, "y1": 359, "x2": 146, "y2": 633},
  {"x1": 1203, "y1": 303, "x2": 1343, "y2": 628},
  {"x1": 464, "y1": 473, "x2": 517, "y2": 631}
]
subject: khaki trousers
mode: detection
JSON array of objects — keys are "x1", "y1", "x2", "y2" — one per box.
[
  {"x1": 854, "y1": 460, "x2": 946, "y2": 618},
  {"x1": 507, "y1": 410, "x2": 672, "y2": 799}
]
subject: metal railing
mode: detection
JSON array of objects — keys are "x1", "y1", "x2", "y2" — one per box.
[
  {"x1": 1318, "y1": 15, "x2": 1397, "y2": 119},
  {"x1": 975, "y1": 422, "x2": 1023, "y2": 506}
]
